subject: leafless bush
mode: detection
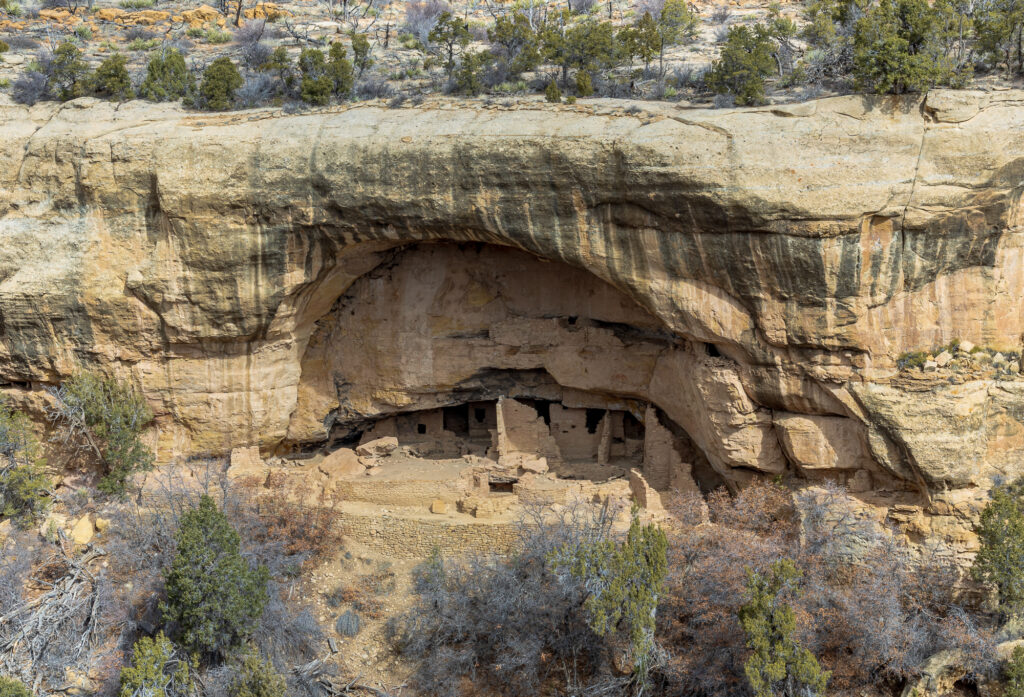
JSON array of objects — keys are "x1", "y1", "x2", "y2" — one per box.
[
  {"x1": 1, "y1": 35, "x2": 40, "y2": 50},
  {"x1": 657, "y1": 481, "x2": 997, "y2": 697},
  {"x1": 401, "y1": 0, "x2": 447, "y2": 44},
  {"x1": 0, "y1": 545, "x2": 120, "y2": 689},
  {"x1": 713, "y1": 23, "x2": 731, "y2": 43},
  {"x1": 390, "y1": 499, "x2": 622, "y2": 697},
  {"x1": 11, "y1": 71, "x2": 48, "y2": 105},
  {"x1": 635, "y1": 0, "x2": 664, "y2": 20},
  {"x1": 670, "y1": 63, "x2": 707, "y2": 88},
  {"x1": 356, "y1": 76, "x2": 394, "y2": 99},
  {"x1": 236, "y1": 71, "x2": 275, "y2": 106},
  {"x1": 569, "y1": 0, "x2": 596, "y2": 13},
  {"x1": 709, "y1": 3, "x2": 731, "y2": 23},
  {"x1": 234, "y1": 18, "x2": 266, "y2": 45},
  {"x1": 124, "y1": 26, "x2": 157, "y2": 41},
  {"x1": 241, "y1": 40, "x2": 273, "y2": 70}
]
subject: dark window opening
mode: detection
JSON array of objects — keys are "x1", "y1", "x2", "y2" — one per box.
[
  {"x1": 533, "y1": 400, "x2": 551, "y2": 425},
  {"x1": 488, "y1": 475, "x2": 518, "y2": 494},
  {"x1": 417, "y1": 423, "x2": 427, "y2": 435},
  {"x1": 704, "y1": 343, "x2": 721, "y2": 358},
  {"x1": 443, "y1": 404, "x2": 469, "y2": 435},
  {"x1": 623, "y1": 412, "x2": 644, "y2": 440},
  {"x1": 474, "y1": 408, "x2": 486, "y2": 422},
  {"x1": 567, "y1": 316, "x2": 578, "y2": 325},
  {"x1": 585, "y1": 409, "x2": 605, "y2": 434}
]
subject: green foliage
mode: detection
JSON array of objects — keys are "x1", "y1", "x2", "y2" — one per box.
[
  {"x1": 119, "y1": 632, "x2": 195, "y2": 697},
  {"x1": 739, "y1": 559, "x2": 829, "y2": 697},
  {"x1": 488, "y1": 9, "x2": 542, "y2": 77},
  {"x1": 0, "y1": 676, "x2": 32, "y2": 697},
  {"x1": 299, "y1": 48, "x2": 332, "y2": 105},
  {"x1": 1006, "y1": 645, "x2": 1024, "y2": 697},
  {"x1": 228, "y1": 651, "x2": 286, "y2": 697},
  {"x1": 0, "y1": 40, "x2": 9, "y2": 54},
  {"x1": 51, "y1": 42, "x2": 92, "y2": 101},
  {"x1": 139, "y1": 49, "x2": 193, "y2": 102},
  {"x1": 74, "y1": 24, "x2": 93, "y2": 40},
  {"x1": 204, "y1": 28, "x2": 233, "y2": 44},
  {"x1": 454, "y1": 49, "x2": 490, "y2": 95},
  {"x1": 328, "y1": 43, "x2": 354, "y2": 97},
  {"x1": 51, "y1": 372, "x2": 153, "y2": 495},
  {"x1": 852, "y1": 0, "x2": 952, "y2": 93},
  {"x1": 972, "y1": 481, "x2": 1024, "y2": 617},
  {"x1": 350, "y1": 31, "x2": 374, "y2": 76},
  {"x1": 261, "y1": 46, "x2": 295, "y2": 90},
  {"x1": 198, "y1": 56, "x2": 242, "y2": 110},
  {"x1": 429, "y1": 11, "x2": 472, "y2": 79},
  {"x1": 552, "y1": 510, "x2": 668, "y2": 680},
  {"x1": 544, "y1": 79, "x2": 562, "y2": 101},
  {"x1": 974, "y1": 0, "x2": 1024, "y2": 74},
  {"x1": 541, "y1": 12, "x2": 618, "y2": 85},
  {"x1": 0, "y1": 398, "x2": 50, "y2": 527},
  {"x1": 161, "y1": 495, "x2": 269, "y2": 659},
  {"x1": 574, "y1": 67, "x2": 593, "y2": 95},
  {"x1": 94, "y1": 53, "x2": 133, "y2": 101},
  {"x1": 706, "y1": 23, "x2": 776, "y2": 105}
]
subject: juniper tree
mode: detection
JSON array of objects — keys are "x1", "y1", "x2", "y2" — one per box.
[
  {"x1": 0, "y1": 677, "x2": 31, "y2": 697},
  {"x1": 119, "y1": 632, "x2": 195, "y2": 697},
  {"x1": 706, "y1": 23, "x2": 777, "y2": 105},
  {"x1": 0, "y1": 398, "x2": 50, "y2": 527},
  {"x1": 350, "y1": 31, "x2": 374, "y2": 76},
  {"x1": 47, "y1": 372, "x2": 153, "y2": 495},
  {"x1": 198, "y1": 57, "x2": 243, "y2": 110},
  {"x1": 94, "y1": 53, "x2": 133, "y2": 101},
  {"x1": 739, "y1": 558, "x2": 829, "y2": 697},
  {"x1": 429, "y1": 11, "x2": 472, "y2": 80},
  {"x1": 552, "y1": 509, "x2": 668, "y2": 684},
  {"x1": 139, "y1": 49, "x2": 193, "y2": 102},
  {"x1": 328, "y1": 43, "x2": 355, "y2": 96},
  {"x1": 50, "y1": 42, "x2": 91, "y2": 101},
  {"x1": 488, "y1": 9, "x2": 542, "y2": 78},
  {"x1": 161, "y1": 495, "x2": 269, "y2": 660},
  {"x1": 972, "y1": 481, "x2": 1024, "y2": 618},
  {"x1": 852, "y1": 0, "x2": 952, "y2": 93},
  {"x1": 299, "y1": 48, "x2": 332, "y2": 104}
]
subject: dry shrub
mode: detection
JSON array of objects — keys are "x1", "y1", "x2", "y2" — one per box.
[{"x1": 657, "y1": 481, "x2": 996, "y2": 697}]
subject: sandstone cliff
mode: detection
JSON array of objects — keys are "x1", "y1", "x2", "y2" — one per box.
[{"x1": 0, "y1": 92, "x2": 1022, "y2": 524}]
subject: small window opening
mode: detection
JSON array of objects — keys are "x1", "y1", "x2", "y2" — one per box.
[
  {"x1": 474, "y1": 408, "x2": 486, "y2": 422},
  {"x1": 417, "y1": 423, "x2": 427, "y2": 435},
  {"x1": 704, "y1": 343, "x2": 721, "y2": 357}
]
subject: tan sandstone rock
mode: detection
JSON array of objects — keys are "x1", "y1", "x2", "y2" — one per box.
[{"x1": 0, "y1": 94, "x2": 1021, "y2": 552}]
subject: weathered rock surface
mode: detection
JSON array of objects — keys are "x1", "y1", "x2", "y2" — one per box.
[{"x1": 0, "y1": 92, "x2": 1022, "y2": 519}]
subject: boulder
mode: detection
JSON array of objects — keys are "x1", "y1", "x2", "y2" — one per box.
[
  {"x1": 356, "y1": 437, "x2": 398, "y2": 458},
  {"x1": 71, "y1": 516, "x2": 94, "y2": 546},
  {"x1": 318, "y1": 447, "x2": 364, "y2": 478},
  {"x1": 935, "y1": 350, "x2": 952, "y2": 367}
]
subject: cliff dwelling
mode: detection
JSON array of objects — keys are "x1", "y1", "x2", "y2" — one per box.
[{"x1": 263, "y1": 242, "x2": 727, "y2": 522}]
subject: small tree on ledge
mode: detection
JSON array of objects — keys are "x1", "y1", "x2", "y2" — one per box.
[{"x1": 47, "y1": 371, "x2": 154, "y2": 495}]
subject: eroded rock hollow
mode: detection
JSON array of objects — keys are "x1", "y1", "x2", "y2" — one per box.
[{"x1": 1, "y1": 91, "x2": 1024, "y2": 549}]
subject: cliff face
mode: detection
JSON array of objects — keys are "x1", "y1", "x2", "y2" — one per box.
[{"x1": 0, "y1": 91, "x2": 1022, "y2": 514}]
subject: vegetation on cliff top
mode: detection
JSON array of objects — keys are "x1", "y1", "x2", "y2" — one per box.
[{"x1": 2, "y1": 0, "x2": 1020, "y2": 111}]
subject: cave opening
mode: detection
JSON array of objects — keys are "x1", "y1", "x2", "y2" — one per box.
[{"x1": 291, "y1": 241, "x2": 724, "y2": 500}]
